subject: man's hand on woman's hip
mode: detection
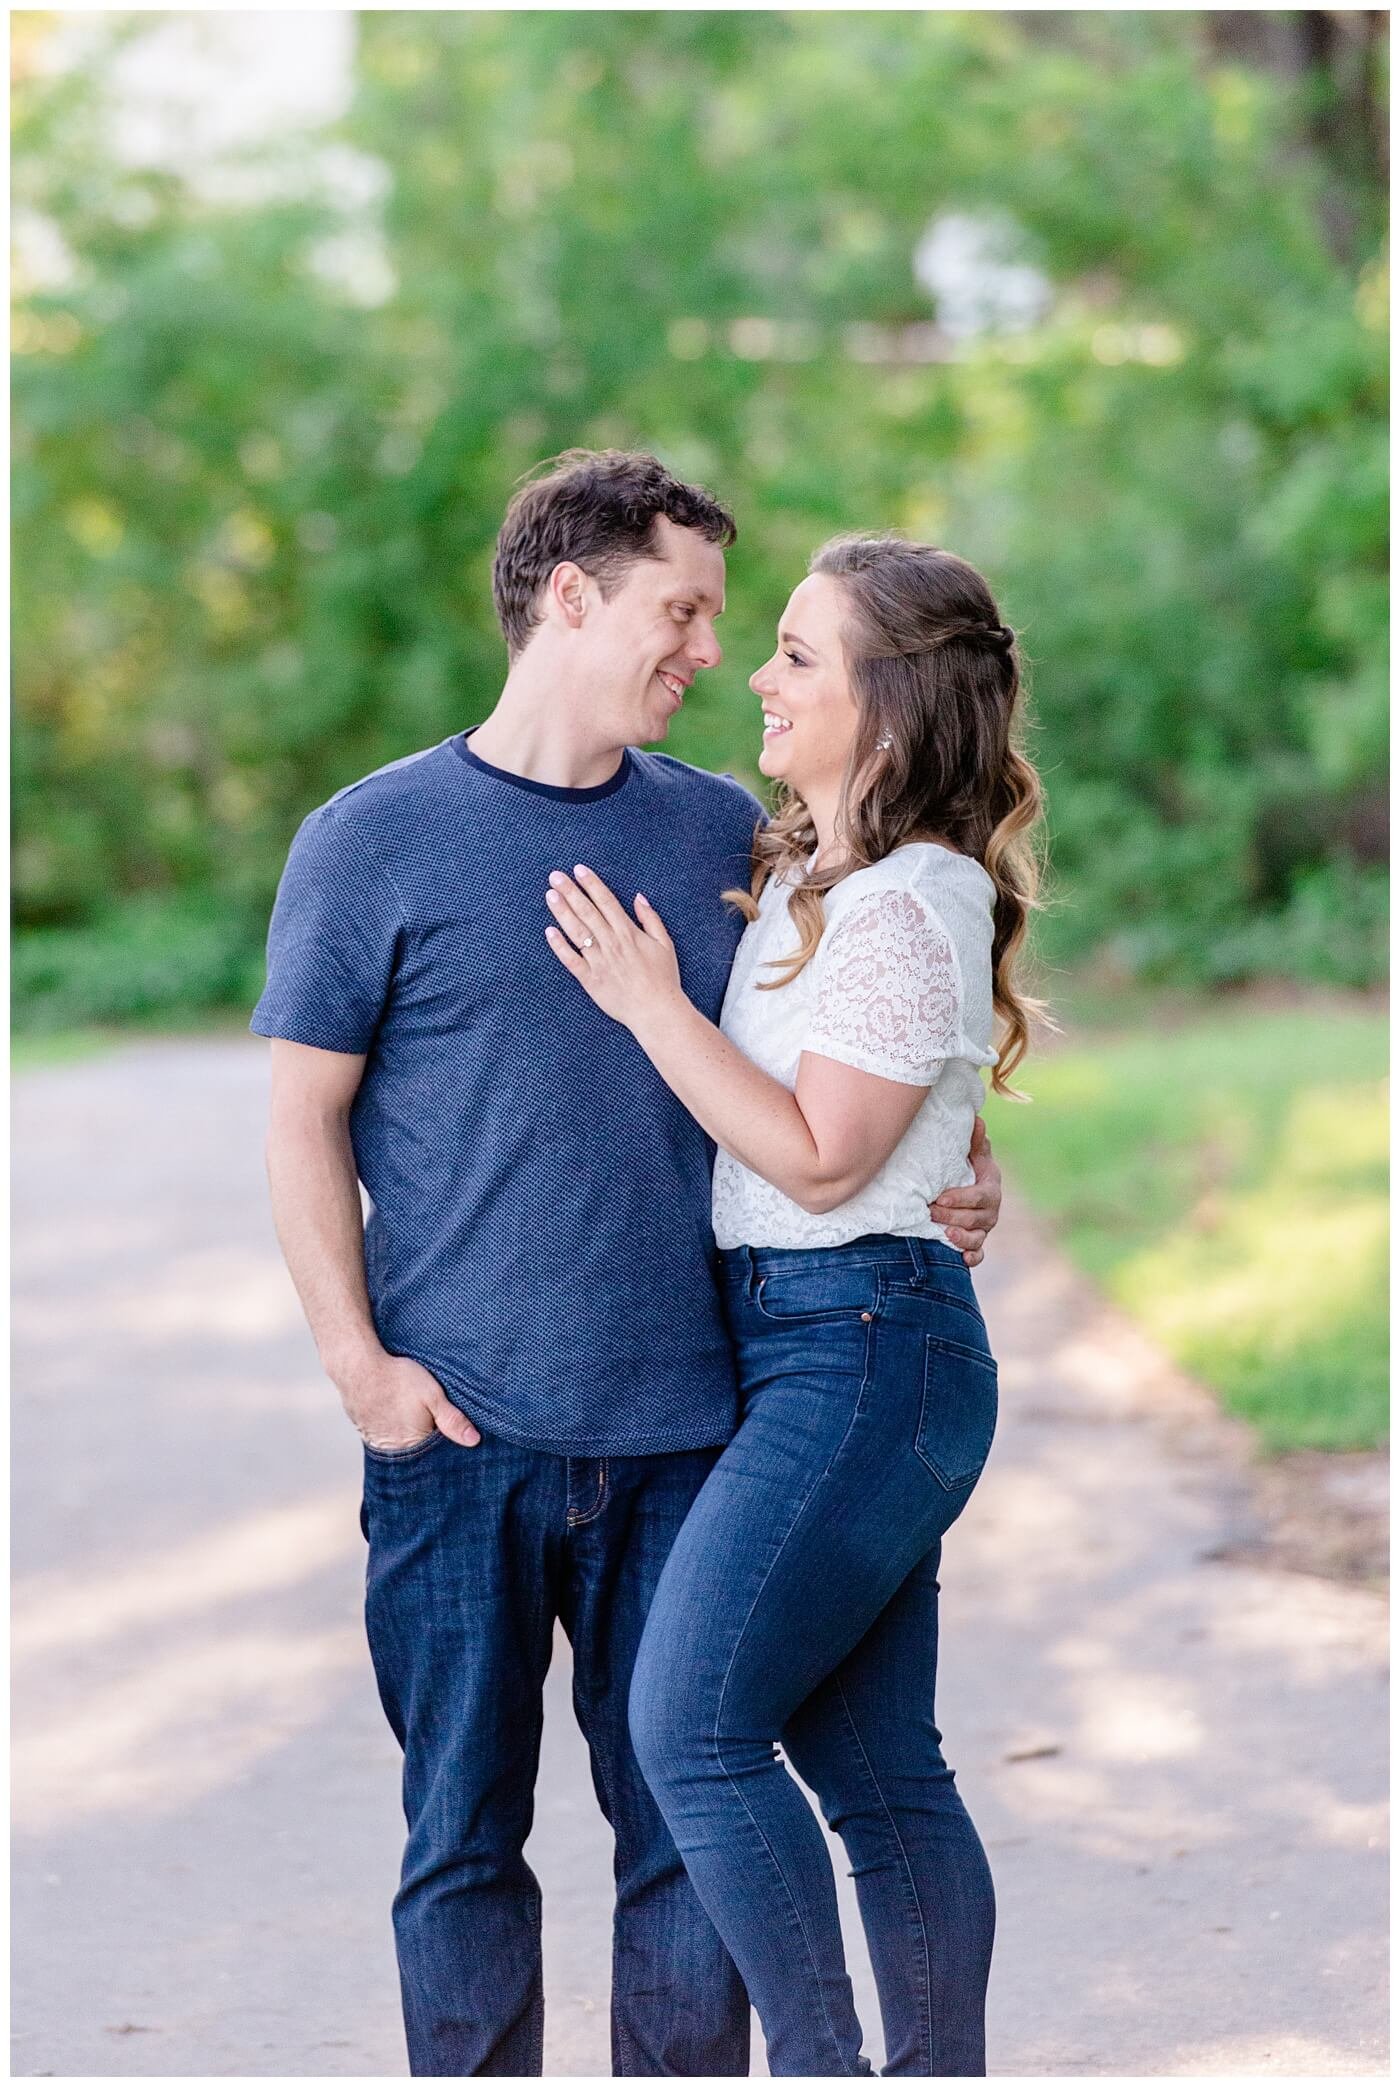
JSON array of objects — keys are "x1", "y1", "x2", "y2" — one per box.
[
  {"x1": 926, "y1": 1117, "x2": 1003, "y2": 1269},
  {"x1": 336, "y1": 1350, "x2": 482, "y2": 1451}
]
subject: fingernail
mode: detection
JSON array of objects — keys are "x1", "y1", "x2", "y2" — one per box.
[
  {"x1": 574, "y1": 863, "x2": 590, "y2": 877},
  {"x1": 548, "y1": 871, "x2": 564, "y2": 886}
]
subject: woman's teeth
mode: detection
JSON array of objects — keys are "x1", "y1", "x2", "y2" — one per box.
[{"x1": 763, "y1": 713, "x2": 792, "y2": 737}]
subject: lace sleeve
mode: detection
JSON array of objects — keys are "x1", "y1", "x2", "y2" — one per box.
[{"x1": 803, "y1": 887, "x2": 961, "y2": 1085}]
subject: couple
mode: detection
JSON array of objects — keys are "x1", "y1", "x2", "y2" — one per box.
[{"x1": 252, "y1": 447, "x2": 1044, "y2": 2077}]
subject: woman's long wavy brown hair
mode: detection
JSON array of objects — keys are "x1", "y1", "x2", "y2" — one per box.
[{"x1": 723, "y1": 533, "x2": 1055, "y2": 1099}]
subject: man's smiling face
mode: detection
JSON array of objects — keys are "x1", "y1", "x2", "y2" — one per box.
[{"x1": 579, "y1": 515, "x2": 727, "y2": 747}]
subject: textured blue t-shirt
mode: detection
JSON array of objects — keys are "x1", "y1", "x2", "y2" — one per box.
[{"x1": 251, "y1": 730, "x2": 766, "y2": 1456}]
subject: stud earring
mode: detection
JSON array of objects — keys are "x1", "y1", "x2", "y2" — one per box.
[{"x1": 875, "y1": 734, "x2": 893, "y2": 751}]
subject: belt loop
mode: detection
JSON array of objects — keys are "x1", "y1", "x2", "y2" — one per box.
[
  {"x1": 745, "y1": 1243, "x2": 761, "y2": 1298},
  {"x1": 904, "y1": 1235, "x2": 925, "y2": 1287}
]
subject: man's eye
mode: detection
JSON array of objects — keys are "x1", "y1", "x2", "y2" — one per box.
[{"x1": 672, "y1": 604, "x2": 695, "y2": 621}]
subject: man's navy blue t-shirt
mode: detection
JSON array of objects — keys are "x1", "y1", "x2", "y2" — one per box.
[{"x1": 251, "y1": 730, "x2": 766, "y2": 1457}]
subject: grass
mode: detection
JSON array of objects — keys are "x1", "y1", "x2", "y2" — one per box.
[
  {"x1": 985, "y1": 988, "x2": 1389, "y2": 1454},
  {"x1": 11, "y1": 1008, "x2": 254, "y2": 1072}
]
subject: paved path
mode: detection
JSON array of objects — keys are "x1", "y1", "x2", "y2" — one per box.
[{"x1": 12, "y1": 1038, "x2": 1388, "y2": 2077}]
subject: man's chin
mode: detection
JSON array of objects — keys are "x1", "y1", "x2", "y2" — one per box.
[{"x1": 639, "y1": 706, "x2": 676, "y2": 745}]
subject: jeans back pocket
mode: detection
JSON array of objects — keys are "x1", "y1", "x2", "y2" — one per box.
[{"x1": 915, "y1": 1332, "x2": 999, "y2": 1492}]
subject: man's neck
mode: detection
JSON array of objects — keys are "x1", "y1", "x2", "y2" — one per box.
[{"x1": 466, "y1": 667, "x2": 627, "y2": 791}]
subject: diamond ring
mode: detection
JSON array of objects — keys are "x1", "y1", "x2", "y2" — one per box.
[{"x1": 580, "y1": 935, "x2": 595, "y2": 949}]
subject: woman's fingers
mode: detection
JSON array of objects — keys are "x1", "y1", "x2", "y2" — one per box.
[
  {"x1": 545, "y1": 922, "x2": 590, "y2": 974},
  {"x1": 546, "y1": 873, "x2": 607, "y2": 950},
  {"x1": 545, "y1": 888, "x2": 591, "y2": 951},
  {"x1": 633, "y1": 892, "x2": 673, "y2": 943},
  {"x1": 571, "y1": 864, "x2": 633, "y2": 932}
]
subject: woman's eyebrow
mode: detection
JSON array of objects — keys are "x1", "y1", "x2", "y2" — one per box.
[{"x1": 779, "y1": 628, "x2": 816, "y2": 652}]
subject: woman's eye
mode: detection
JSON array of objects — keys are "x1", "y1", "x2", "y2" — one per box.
[{"x1": 785, "y1": 649, "x2": 808, "y2": 667}]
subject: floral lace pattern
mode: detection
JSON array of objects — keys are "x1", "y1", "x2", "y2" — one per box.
[
  {"x1": 807, "y1": 889, "x2": 960, "y2": 1083},
  {"x1": 710, "y1": 842, "x2": 999, "y2": 1250}
]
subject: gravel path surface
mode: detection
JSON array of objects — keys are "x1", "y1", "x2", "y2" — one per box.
[{"x1": 12, "y1": 1037, "x2": 1388, "y2": 2077}]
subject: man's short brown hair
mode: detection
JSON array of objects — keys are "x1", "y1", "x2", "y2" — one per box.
[{"x1": 491, "y1": 449, "x2": 737, "y2": 658}]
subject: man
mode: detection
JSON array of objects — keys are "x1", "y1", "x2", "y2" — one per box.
[{"x1": 251, "y1": 449, "x2": 1003, "y2": 2076}]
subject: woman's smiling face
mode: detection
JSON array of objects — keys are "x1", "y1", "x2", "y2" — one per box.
[{"x1": 749, "y1": 573, "x2": 861, "y2": 795}]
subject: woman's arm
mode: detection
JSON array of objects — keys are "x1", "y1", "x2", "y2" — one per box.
[
  {"x1": 632, "y1": 986, "x2": 927, "y2": 1214},
  {"x1": 543, "y1": 865, "x2": 931, "y2": 1215}
]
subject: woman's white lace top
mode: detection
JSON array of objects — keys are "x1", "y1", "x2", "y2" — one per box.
[{"x1": 711, "y1": 842, "x2": 999, "y2": 1249}]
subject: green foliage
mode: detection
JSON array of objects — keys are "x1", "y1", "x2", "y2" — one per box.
[
  {"x1": 986, "y1": 1001, "x2": 1389, "y2": 1452},
  {"x1": 12, "y1": 893, "x2": 268, "y2": 1031},
  {"x1": 12, "y1": 12, "x2": 1388, "y2": 1027}
]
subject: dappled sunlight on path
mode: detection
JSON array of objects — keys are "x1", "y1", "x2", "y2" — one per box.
[
  {"x1": 11, "y1": 1040, "x2": 1388, "y2": 2076},
  {"x1": 14, "y1": 1495, "x2": 366, "y2": 1832},
  {"x1": 14, "y1": 1495, "x2": 357, "y2": 1661},
  {"x1": 16, "y1": 1621, "x2": 366, "y2": 1831}
]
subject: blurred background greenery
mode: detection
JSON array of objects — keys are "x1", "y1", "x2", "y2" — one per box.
[{"x1": 11, "y1": 11, "x2": 1388, "y2": 1449}]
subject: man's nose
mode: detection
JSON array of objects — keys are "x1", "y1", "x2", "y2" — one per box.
[{"x1": 690, "y1": 623, "x2": 723, "y2": 671}]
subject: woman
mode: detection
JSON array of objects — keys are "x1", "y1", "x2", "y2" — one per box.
[{"x1": 542, "y1": 532, "x2": 1047, "y2": 2076}]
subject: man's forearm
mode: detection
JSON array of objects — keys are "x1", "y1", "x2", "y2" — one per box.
[{"x1": 265, "y1": 1106, "x2": 385, "y2": 1388}]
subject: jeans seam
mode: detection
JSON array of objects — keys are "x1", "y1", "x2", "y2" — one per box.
[
  {"x1": 568, "y1": 1668, "x2": 632, "y2": 2044},
  {"x1": 527, "y1": 1885, "x2": 545, "y2": 2072},
  {"x1": 832, "y1": 1675, "x2": 934, "y2": 2073},
  {"x1": 711, "y1": 1420, "x2": 871, "y2": 2074},
  {"x1": 854, "y1": 1288, "x2": 882, "y2": 1417},
  {"x1": 568, "y1": 1459, "x2": 610, "y2": 1527},
  {"x1": 563, "y1": 1582, "x2": 640, "y2": 2070},
  {"x1": 914, "y1": 1287, "x2": 982, "y2": 1323}
]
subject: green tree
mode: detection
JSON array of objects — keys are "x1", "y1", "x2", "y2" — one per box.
[{"x1": 11, "y1": 10, "x2": 1387, "y2": 1027}]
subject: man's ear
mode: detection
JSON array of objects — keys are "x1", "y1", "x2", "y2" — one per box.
[{"x1": 546, "y1": 560, "x2": 590, "y2": 631}]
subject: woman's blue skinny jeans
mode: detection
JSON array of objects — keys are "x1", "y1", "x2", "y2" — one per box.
[{"x1": 628, "y1": 1234, "x2": 999, "y2": 2076}]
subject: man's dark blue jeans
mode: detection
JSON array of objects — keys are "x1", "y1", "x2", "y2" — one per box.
[
  {"x1": 628, "y1": 1235, "x2": 999, "y2": 2077},
  {"x1": 358, "y1": 1433, "x2": 750, "y2": 2077}
]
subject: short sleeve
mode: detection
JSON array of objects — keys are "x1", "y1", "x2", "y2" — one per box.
[
  {"x1": 722, "y1": 774, "x2": 771, "y2": 832},
  {"x1": 249, "y1": 808, "x2": 405, "y2": 1053},
  {"x1": 803, "y1": 886, "x2": 961, "y2": 1085}
]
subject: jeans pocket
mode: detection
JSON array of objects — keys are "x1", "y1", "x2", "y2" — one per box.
[
  {"x1": 363, "y1": 1427, "x2": 443, "y2": 1464},
  {"x1": 753, "y1": 1264, "x2": 882, "y2": 1325},
  {"x1": 915, "y1": 1333, "x2": 999, "y2": 1491}
]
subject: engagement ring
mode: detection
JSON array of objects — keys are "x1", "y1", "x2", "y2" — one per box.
[{"x1": 581, "y1": 934, "x2": 595, "y2": 948}]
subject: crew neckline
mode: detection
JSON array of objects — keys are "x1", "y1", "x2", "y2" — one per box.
[{"x1": 452, "y1": 730, "x2": 635, "y2": 803}]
